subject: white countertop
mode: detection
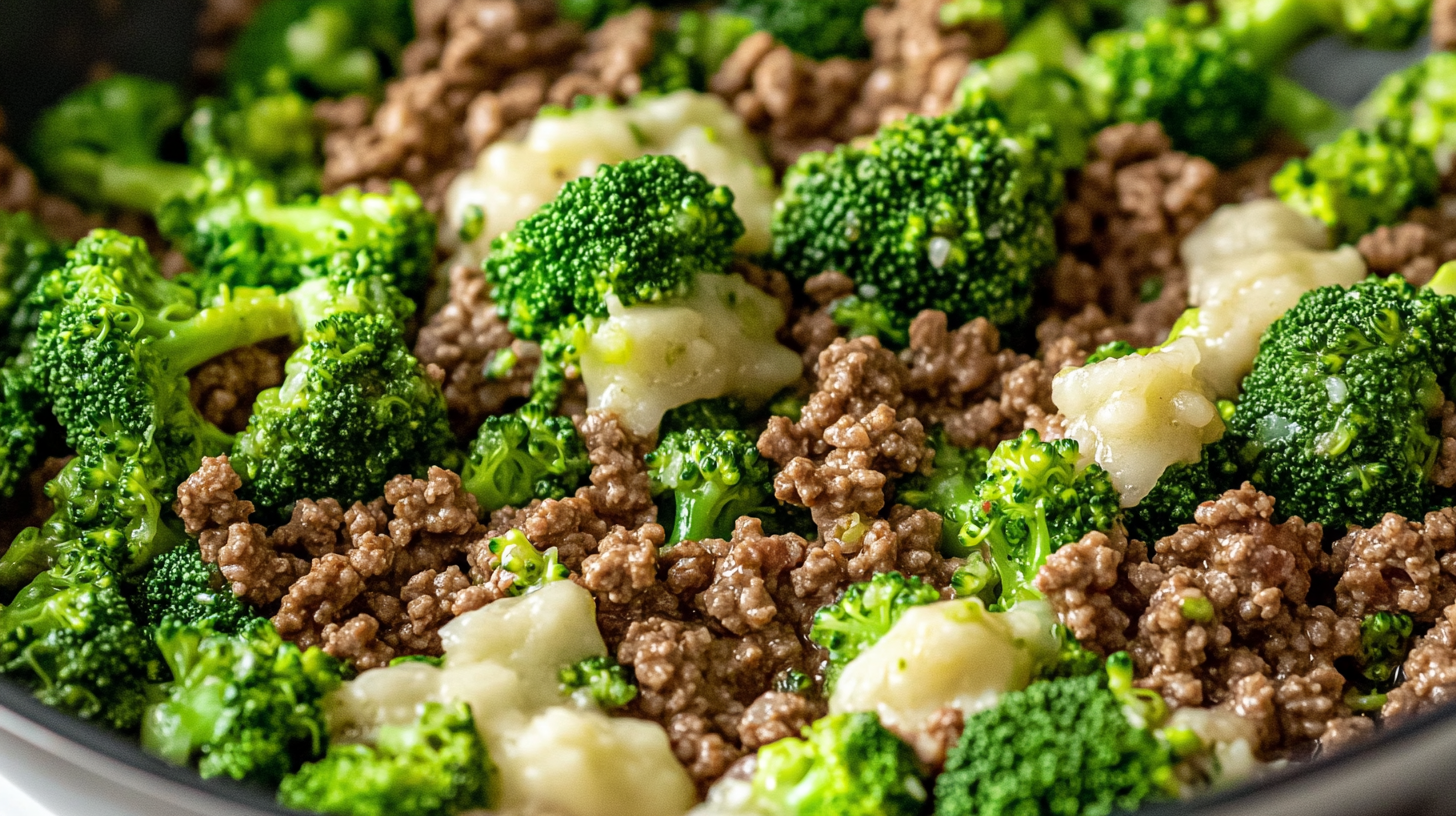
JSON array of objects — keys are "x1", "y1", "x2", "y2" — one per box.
[{"x1": 2, "y1": 774, "x2": 53, "y2": 816}]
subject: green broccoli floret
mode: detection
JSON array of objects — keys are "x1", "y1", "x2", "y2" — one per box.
[
  {"x1": 641, "y1": 10, "x2": 758, "y2": 95},
  {"x1": 0, "y1": 365, "x2": 48, "y2": 501},
  {"x1": 749, "y1": 712, "x2": 929, "y2": 816},
  {"x1": 808, "y1": 572, "x2": 942, "y2": 688},
  {"x1": 1342, "y1": 611, "x2": 1415, "y2": 711},
  {"x1": 1218, "y1": 0, "x2": 1431, "y2": 70},
  {"x1": 896, "y1": 430, "x2": 991, "y2": 556},
  {"x1": 137, "y1": 542, "x2": 259, "y2": 634},
  {"x1": 1358, "y1": 52, "x2": 1456, "y2": 162},
  {"x1": 231, "y1": 310, "x2": 455, "y2": 513},
  {"x1": 1272, "y1": 127, "x2": 1438, "y2": 245},
  {"x1": 142, "y1": 618, "x2": 345, "y2": 784},
  {"x1": 227, "y1": 0, "x2": 415, "y2": 99},
  {"x1": 28, "y1": 74, "x2": 198, "y2": 213},
  {"x1": 186, "y1": 89, "x2": 321, "y2": 201},
  {"x1": 646, "y1": 429, "x2": 775, "y2": 545},
  {"x1": 960, "y1": 429, "x2": 1121, "y2": 608},
  {"x1": 1225, "y1": 276, "x2": 1456, "y2": 530},
  {"x1": 1123, "y1": 442, "x2": 1237, "y2": 543},
  {"x1": 459, "y1": 402, "x2": 590, "y2": 512},
  {"x1": 1080, "y1": 7, "x2": 1270, "y2": 166},
  {"x1": 277, "y1": 701, "x2": 497, "y2": 816},
  {"x1": 0, "y1": 555, "x2": 161, "y2": 731},
  {"x1": 659, "y1": 397, "x2": 749, "y2": 435},
  {"x1": 559, "y1": 655, "x2": 639, "y2": 710},
  {"x1": 1084, "y1": 340, "x2": 1137, "y2": 365},
  {"x1": 0, "y1": 210, "x2": 67, "y2": 344},
  {"x1": 829, "y1": 295, "x2": 911, "y2": 349},
  {"x1": 484, "y1": 529, "x2": 570, "y2": 596},
  {"x1": 771, "y1": 102, "x2": 1061, "y2": 332},
  {"x1": 934, "y1": 652, "x2": 1178, "y2": 816},
  {"x1": 724, "y1": 0, "x2": 874, "y2": 60}
]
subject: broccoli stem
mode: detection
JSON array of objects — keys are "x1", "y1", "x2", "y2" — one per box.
[
  {"x1": 152, "y1": 288, "x2": 299, "y2": 373},
  {"x1": 98, "y1": 161, "x2": 201, "y2": 215}
]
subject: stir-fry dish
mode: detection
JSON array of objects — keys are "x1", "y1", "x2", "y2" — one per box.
[{"x1": 5, "y1": 0, "x2": 1456, "y2": 814}]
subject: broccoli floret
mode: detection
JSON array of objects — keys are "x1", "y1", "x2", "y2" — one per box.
[
  {"x1": 0, "y1": 365, "x2": 47, "y2": 501},
  {"x1": 186, "y1": 89, "x2": 321, "y2": 201},
  {"x1": 1218, "y1": 0, "x2": 1431, "y2": 69},
  {"x1": 1358, "y1": 52, "x2": 1456, "y2": 162},
  {"x1": 896, "y1": 430, "x2": 991, "y2": 556},
  {"x1": 559, "y1": 655, "x2": 639, "y2": 710},
  {"x1": 660, "y1": 397, "x2": 749, "y2": 435},
  {"x1": 28, "y1": 74, "x2": 198, "y2": 213},
  {"x1": 485, "y1": 154, "x2": 743, "y2": 345},
  {"x1": 1225, "y1": 276, "x2": 1456, "y2": 530},
  {"x1": 227, "y1": 0, "x2": 415, "y2": 99},
  {"x1": 0, "y1": 210, "x2": 67, "y2": 344},
  {"x1": 771, "y1": 102, "x2": 1061, "y2": 332},
  {"x1": 1272, "y1": 127, "x2": 1438, "y2": 245},
  {"x1": 724, "y1": 0, "x2": 874, "y2": 60},
  {"x1": 808, "y1": 572, "x2": 942, "y2": 688},
  {"x1": 1085, "y1": 340, "x2": 1138, "y2": 364},
  {"x1": 956, "y1": 43, "x2": 1097, "y2": 172},
  {"x1": 231, "y1": 311, "x2": 455, "y2": 513},
  {"x1": 1080, "y1": 7, "x2": 1270, "y2": 166},
  {"x1": 0, "y1": 555, "x2": 161, "y2": 731},
  {"x1": 960, "y1": 429, "x2": 1121, "y2": 608},
  {"x1": 934, "y1": 653, "x2": 1178, "y2": 816},
  {"x1": 142, "y1": 618, "x2": 345, "y2": 784},
  {"x1": 1123, "y1": 442, "x2": 1237, "y2": 543},
  {"x1": 750, "y1": 712, "x2": 929, "y2": 816},
  {"x1": 484, "y1": 529, "x2": 570, "y2": 596},
  {"x1": 136, "y1": 542, "x2": 259, "y2": 634},
  {"x1": 641, "y1": 10, "x2": 758, "y2": 95},
  {"x1": 1342, "y1": 611, "x2": 1415, "y2": 711},
  {"x1": 459, "y1": 402, "x2": 590, "y2": 512},
  {"x1": 829, "y1": 295, "x2": 911, "y2": 349},
  {"x1": 277, "y1": 701, "x2": 497, "y2": 816},
  {"x1": 647, "y1": 429, "x2": 775, "y2": 545}
]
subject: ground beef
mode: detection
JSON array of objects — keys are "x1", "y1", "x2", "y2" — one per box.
[
  {"x1": 1357, "y1": 200, "x2": 1456, "y2": 287},
  {"x1": 1384, "y1": 607, "x2": 1456, "y2": 725},
  {"x1": 736, "y1": 691, "x2": 822, "y2": 751},
  {"x1": 1437, "y1": 0, "x2": 1456, "y2": 51},
  {"x1": 1331, "y1": 509, "x2": 1456, "y2": 622},
  {"x1": 0, "y1": 138, "x2": 102, "y2": 240},
  {"x1": 188, "y1": 342, "x2": 287, "y2": 433},
  {"x1": 1035, "y1": 527, "x2": 1149, "y2": 656},
  {"x1": 414, "y1": 263, "x2": 538, "y2": 435},
  {"x1": 575, "y1": 410, "x2": 656, "y2": 529},
  {"x1": 1052, "y1": 121, "x2": 1218, "y2": 325}
]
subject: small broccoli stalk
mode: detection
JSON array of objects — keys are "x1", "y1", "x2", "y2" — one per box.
[
  {"x1": 486, "y1": 529, "x2": 570, "y2": 596},
  {"x1": 1272, "y1": 127, "x2": 1439, "y2": 245},
  {"x1": 640, "y1": 9, "x2": 758, "y2": 95},
  {"x1": 1218, "y1": 0, "x2": 1431, "y2": 70},
  {"x1": 1358, "y1": 52, "x2": 1456, "y2": 171},
  {"x1": 0, "y1": 555, "x2": 162, "y2": 731},
  {"x1": 748, "y1": 712, "x2": 930, "y2": 816},
  {"x1": 559, "y1": 655, "x2": 640, "y2": 710},
  {"x1": 459, "y1": 402, "x2": 590, "y2": 512},
  {"x1": 724, "y1": 0, "x2": 875, "y2": 60},
  {"x1": 829, "y1": 295, "x2": 911, "y2": 349},
  {"x1": 808, "y1": 572, "x2": 942, "y2": 689},
  {"x1": 142, "y1": 618, "x2": 345, "y2": 784},
  {"x1": 896, "y1": 430, "x2": 992, "y2": 556},
  {"x1": 231, "y1": 311, "x2": 456, "y2": 514},
  {"x1": 772, "y1": 101, "x2": 1061, "y2": 333},
  {"x1": 137, "y1": 542, "x2": 260, "y2": 634},
  {"x1": 1225, "y1": 276, "x2": 1456, "y2": 529},
  {"x1": 226, "y1": 0, "x2": 415, "y2": 99},
  {"x1": 647, "y1": 429, "x2": 776, "y2": 546},
  {"x1": 1266, "y1": 75, "x2": 1351, "y2": 150},
  {"x1": 660, "y1": 396, "x2": 749, "y2": 435},
  {"x1": 959, "y1": 429, "x2": 1121, "y2": 608},
  {"x1": 1342, "y1": 612, "x2": 1415, "y2": 712},
  {"x1": 186, "y1": 89, "x2": 321, "y2": 201},
  {"x1": 277, "y1": 700, "x2": 498, "y2": 816}
]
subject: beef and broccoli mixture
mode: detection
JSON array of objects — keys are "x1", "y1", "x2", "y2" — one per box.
[{"x1": 3, "y1": 0, "x2": 1456, "y2": 814}]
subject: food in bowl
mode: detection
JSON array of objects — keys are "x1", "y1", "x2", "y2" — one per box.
[{"x1": 1, "y1": 0, "x2": 1454, "y2": 815}]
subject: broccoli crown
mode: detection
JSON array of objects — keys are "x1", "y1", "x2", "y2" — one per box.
[
  {"x1": 646, "y1": 428, "x2": 775, "y2": 545},
  {"x1": 641, "y1": 10, "x2": 758, "y2": 95},
  {"x1": 484, "y1": 155, "x2": 744, "y2": 343},
  {"x1": 935, "y1": 656, "x2": 1176, "y2": 816},
  {"x1": 1359, "y1": 52, "x2": 1456, "y2": 159},
  {"x1": 956, "y1": 52, "x2": 1096, "y2": 171},
  {"x1": 137, "y1": 542, "x2": 259, "y2": 634},
  {"x1": 28, "y1": 74, "x2": 199, "y2": 212},
  {"x1": 0, "y1": 555, "x2": 161, "y2": 732},
  {"x1": 829, "y1": 295, "x2": 911, "y2": 349},
  {"x1": 163, "y1": 174, "x2": 436, "y2": 298},
  {"x1": 660, "y1": 396, "x2": 750, "y2": 436},
  {"x1": 896, "y1": 430, "x2": 992, "y2": 557},
  {"x1": 1225, "y1": 276, "x2": 1456, "y2": 529},
  {"x1": 1272, "y1": 127, "x2": 1439, "y2": 245},
  {"x1": 751, "y1": 712, "x2": 929, "y2": 816},
  {"x1": 0, "y1": 210, "x2": 67, "y2": 342},
  {"x1": 724, "y1": 0, "x2": 875, "y2": 60},
  {"x1": 277, "y1": 700, "x2": 497, "y2": 816},
  {"x1": 460, "y1": 402, "x2": 590, "y2": 512},
  {"x1": 227, "y1": 0, "x2": 415, "y2": 99},
  {"x1": 0, "y1": 365, "x2": 47, "y2": 501},
  {"x1": 961, "y1": 429, "x2": 1121, "y2": 607},
  {"x1": 771, "y1": 102, "x2": 1061, "y2": 330},
  {"x1": 1082, "y1": 7, "x2": 1270, "y2": 166},
  {"x1": 558, "y1": 655, "x2": 640, "y2": 710},
  {"x1": 142, "y1": 618, "x2": 345, "y2": 784},
  {"x1": 231, "y1": 310, "x2": 455, "y2": 513},
  {"x1": 808, "y1": 572, "x2": 942, "y2": 688},
  {"x1": 186, "y1": 90, "x2": 322, "y2": 201},
  {"x1": 1123, "y1": 442, "x2": 1237, "y2": 544},
  {"x1": 1219, "y1": 0, "x2": 1431, "y2": 68},
  {"x1": 485, "y1": 529, "x2": 570, "y2": 596}
]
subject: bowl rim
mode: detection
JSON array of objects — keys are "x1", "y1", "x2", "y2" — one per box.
[{"x1": 4, "y1": 672, "x2": 1456, "y2": 816}]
